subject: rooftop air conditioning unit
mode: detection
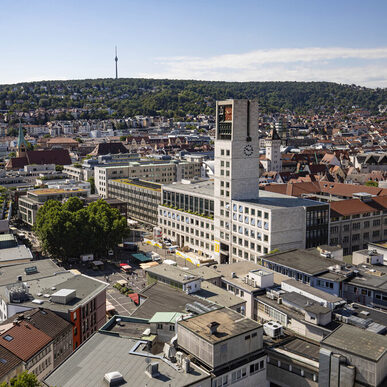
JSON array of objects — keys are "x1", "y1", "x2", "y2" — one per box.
[{"x1": 263, "y1": 321, "x2": 283, "y2": 338}]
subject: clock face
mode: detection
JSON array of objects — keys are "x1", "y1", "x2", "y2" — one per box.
[{"x1": 243, "y1": 144, "x2": 254, "y2": 157}]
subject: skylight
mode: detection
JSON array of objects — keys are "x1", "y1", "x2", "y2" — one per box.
[{"x1": 3, "y1": 335, "x2": 13, "y2": 342}]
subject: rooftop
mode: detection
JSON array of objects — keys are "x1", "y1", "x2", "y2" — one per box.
[
  {"x1": 185, "y1": 266, "x2": 221, "y2": 281},
  {"x1": 111, "y1": 179, "x2": 162, "y2": 191},
  {"x1": 44, "y1": 332, "x2": 210, "y2": 387},
  {"x1": 0, "y1": 345, "x2": 23, "y2": 380},
  {"x1": 0, "y1": 320, "x2": 52, "y2": 362},
  {"x1": 261, "y1": 248, "x2": 342, "y2": 276},
  {"x1": 214, "y1": 261, "x2": 287, "y2": 290},
  {"x1": 0, "y1": 245, "x2": 33, "y2": 263},
  {"x1": 192, "y1": 282, "x2": 245, "y2": 309},
  {"x1": 30, "y1": 188, "x2": 86, "y2": 196},
  {"x1": 321, "y1": 324, "x2": 387, "y2": 361},
  {"x1": 2, "y1": 308, "x2": 72, "y2": 339},
  {"x1": 163, "y1": 180, "x2": 214, "y2": 198},
  {"x1": 245, "y1": 190, "x2": 328, "y2": 210},
  {"x1": 282, "y1": 279, "x2": 344, "y2": 303},
  {"x1": 179, "y1": 307, "x2": 260, "y2": 344},
  {"x1": 282, "y1": 292, "x2": 331, "y2": 316},
  {"x1": 278, "y1": 337, "x2": 320, "y2": 362},
  {"x1": 145, "y1": 265, "x2": 200, "y2": 285},
  {"x1": 0, "y1": 260, "x2": 64, "y2": 286},
  {"x1": 149, "y1": 312, "x2": 183, "y2": 324},
  {"x1": 131, "y1": 283, "x2": 215, "y2": 320},
  {"x1": 0, "y1": 262, "x2": 108, "y2": 313},
  {"x1": 100, "y1": 316, "x2": 151, "y2": 339}
]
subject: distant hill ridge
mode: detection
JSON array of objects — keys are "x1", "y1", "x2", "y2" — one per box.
[{"x1": 0, "y1": 78, "x2": 386, "y2": 120}]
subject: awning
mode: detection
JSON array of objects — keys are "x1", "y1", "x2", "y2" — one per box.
[
  {"x1": 128, "y1": 293, "x2": 139, "y2": 305},
  {"x1": 132, "y1": 253, "x2": 152, "y2": 263}
]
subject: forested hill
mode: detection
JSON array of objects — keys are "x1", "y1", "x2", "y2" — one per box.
[{"x1": 0, "y1": 78, "x2": 386, "y2": 120}]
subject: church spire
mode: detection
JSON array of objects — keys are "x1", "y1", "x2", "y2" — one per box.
[{"x1": 17, "y1": 122, "x2": 28, "y2": 157}]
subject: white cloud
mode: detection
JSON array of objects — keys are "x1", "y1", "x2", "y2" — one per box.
[{"x1": 136, "y1": 47, "x2": 387, "y2": 87}]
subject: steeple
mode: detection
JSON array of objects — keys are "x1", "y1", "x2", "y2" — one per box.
[
  {"x1": 17, "y1": 122, "x2": 28, "y2": 157},
  {"x1": 268, "y1": 126, "x2": 281, "y2": 140},
  {"x1": 115, "y1": 46, "x2": 118, "y2": 79}
]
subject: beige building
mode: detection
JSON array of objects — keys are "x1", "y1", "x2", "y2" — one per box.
[
  {"x1": 329, "y1": 195, "x2": 387, "y2": 255},
  {"x1": 178, "y1": 308, "x2": 268, "y2": 387},
  {"x1": 18, "y1": 187, "x2": 89, "y2": 226},
  {"x1": 95, "y1": 159, "x2": 202, "y2": 197}
]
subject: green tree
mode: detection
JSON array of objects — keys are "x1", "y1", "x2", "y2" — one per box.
[
  {"x1": 365, "y1": 180, "x2": 378, "y2": 187},
  {"x1": 55, "y1": 165, "x2": 64, "y2": 172},
  {"x1": 34, "y1": 199, "x2": 128, "y2": 259},
  {"x1": 0, "y1": 370, "x2": 40, "y2": 387}
]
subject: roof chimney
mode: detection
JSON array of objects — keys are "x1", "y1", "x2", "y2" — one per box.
[
  {"x1": 145, "y1": 362, "x2": 160, "y2": 378},
  {"x1": 208, "y1": 321, "x2": 220, "y2": 335}
]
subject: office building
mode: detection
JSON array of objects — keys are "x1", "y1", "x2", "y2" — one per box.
[
  {"x1": 18, "y1": 187, "x2": 89, "y2": 226},
  {"x1": 159, "y1": 100, "x2": 329, "y2": 264},
  {"x1": 107, "y1": 179, "x2": 161, "y2": 225},
  {"x1": 95, "y1": 159, "x2": 202, "y2": 197}
]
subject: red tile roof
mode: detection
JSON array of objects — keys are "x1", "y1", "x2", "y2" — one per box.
[
  {"x1": 0, "y1": 321, "x2": 52, "y2": 361},
  {"x1": 5, "y1": 149, "x2": 71, "y2": 170}
]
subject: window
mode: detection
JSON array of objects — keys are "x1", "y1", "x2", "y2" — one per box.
[
  {"x1": 157, "y1": 323, "x2": 163, "y2": 329},
  {"x1": 3, "y1": 335, "x2": 13, "y2": 342}
]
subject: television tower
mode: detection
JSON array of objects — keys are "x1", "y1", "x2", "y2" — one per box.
[{"x1": 115, "y1": 46, "x2": 118, "y2": 79}]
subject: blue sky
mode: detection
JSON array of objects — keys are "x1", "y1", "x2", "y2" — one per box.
[{"x1": 1, "y1": 0, "x2": 387, "y2": 87}]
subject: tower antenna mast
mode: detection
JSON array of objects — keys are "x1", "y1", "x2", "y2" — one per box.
[{"x1": 115, "y1": 46, "x2": 118, "y2": 79}]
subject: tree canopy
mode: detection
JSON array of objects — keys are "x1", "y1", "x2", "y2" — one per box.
[
  {"x1": 1, "y1": 78, "x2": 386, "y2": 121},
  {"x1": 0, "y1": 371, "x2": 40, "y2": 387},
  {"x1": 34, "y1": 197, "x2": 128, "y2": 259}
]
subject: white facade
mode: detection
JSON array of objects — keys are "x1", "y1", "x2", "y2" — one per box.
[
  {"x1": 263, "y1": 128, "x2": 282, "y2": 172},
  {"x1": 158, "y1": 100, "x2": 328, "y2": 264}
]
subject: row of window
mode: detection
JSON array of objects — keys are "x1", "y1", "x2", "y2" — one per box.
[
  {"x1": 232, "y1": 204, "x2": 269, "y2": 219},
  {"x1": 331, "y1": 219, "x2": 386, "y2": 234},
  {"x1": 212, "y1": 359, "x2": 265, "y2": 387},
  {"x1": 232, "y1": 213, "x2": 269, "y2": 230}
]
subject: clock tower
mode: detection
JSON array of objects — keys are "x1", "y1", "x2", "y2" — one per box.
[{"x1": 214, "y1": 99, "x2": 259, "y2": 263}]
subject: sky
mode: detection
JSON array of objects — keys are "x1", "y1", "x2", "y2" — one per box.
[{"x1": 1, "y1": 0, "x2": 387, "y2": 87}]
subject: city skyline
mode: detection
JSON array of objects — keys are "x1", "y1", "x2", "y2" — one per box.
[{"x1": 1, "y1": 0, "x2": 387, "y2": 87}]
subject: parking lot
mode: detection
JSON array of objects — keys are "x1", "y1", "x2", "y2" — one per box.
[{"x1": 60, "y1": 256, "x2": 149, "y2": 316}]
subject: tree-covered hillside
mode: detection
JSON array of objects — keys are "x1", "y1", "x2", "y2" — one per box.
[{"x1": 0, "y1": 78, "x2": 386, "y2": 120}]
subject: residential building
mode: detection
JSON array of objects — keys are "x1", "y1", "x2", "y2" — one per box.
[
  {"x1": 0, "y1": 319, "x2": 53, "y2": 380},
  {"x1": 0, "y1": 346, "x2": 24, "y2": 384},
  {"x1": 329, "y1": 195, "x2": 387, "y2": 255},
  {"x1": 2, "y1": 309, "x2": 73, "y2": 368},
  {"x1": 0, "y1": 260, "x2": 108, "y2": 349}
]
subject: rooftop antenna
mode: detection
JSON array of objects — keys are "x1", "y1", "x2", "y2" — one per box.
[{"x1": 115, "y1": 46, "x2": 118, "y2": 79}]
